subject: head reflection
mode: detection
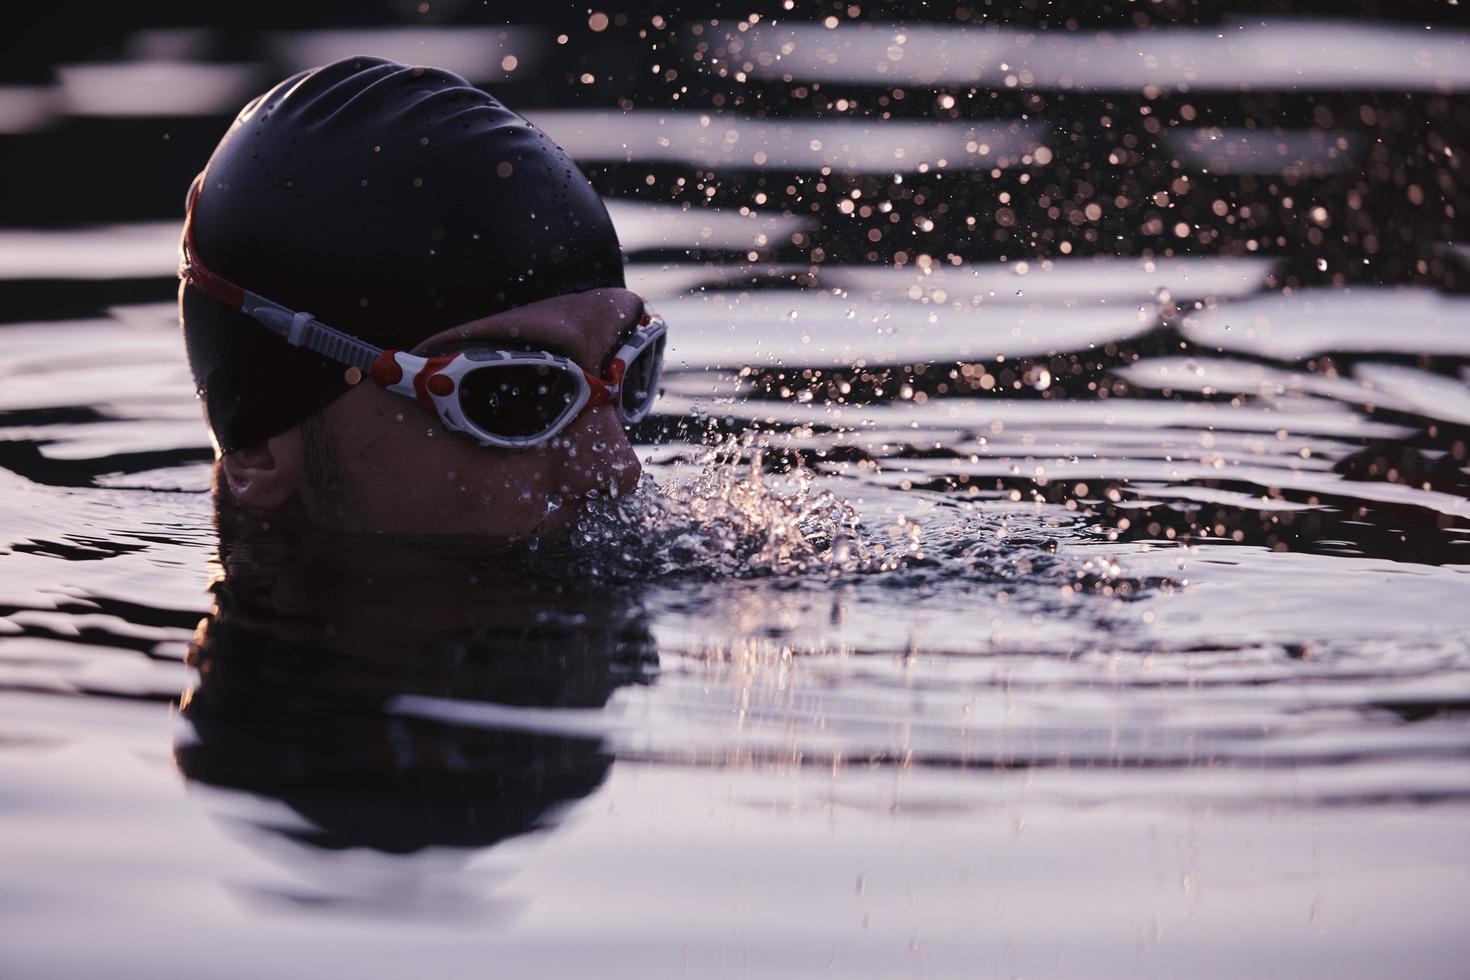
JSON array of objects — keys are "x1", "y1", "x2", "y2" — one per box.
[{"x1": 175, "y1": 510, "x2": 657, "y2": 860}]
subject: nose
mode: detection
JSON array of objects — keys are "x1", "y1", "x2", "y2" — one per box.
[{"x1": 552, "y1": 403, "x2": 642, "y2": 500}]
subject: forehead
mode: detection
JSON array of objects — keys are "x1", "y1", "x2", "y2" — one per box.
[{"x1": 413, "y1": 288, "x2": 642, "y2": 367}]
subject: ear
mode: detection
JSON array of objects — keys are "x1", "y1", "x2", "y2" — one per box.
[{"x1": 219, "y1": 429, "x2": 306, "y2": 510}]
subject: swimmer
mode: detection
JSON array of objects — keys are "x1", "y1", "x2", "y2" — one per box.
[{"x1": 179, "y1": 57, "x2": 661, "y2": 537}]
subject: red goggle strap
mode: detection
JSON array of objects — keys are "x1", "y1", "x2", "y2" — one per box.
[
  {"x1": 179, "y1": 173, "x2": 383, "y2": 374},
  {"x1": 179, "y1": 173, "x2": 244, "y2": 311}
]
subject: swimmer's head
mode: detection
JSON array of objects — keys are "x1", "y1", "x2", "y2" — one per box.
[{"x1": 180, "y1": 57, "x2": 643, "y2": 536}]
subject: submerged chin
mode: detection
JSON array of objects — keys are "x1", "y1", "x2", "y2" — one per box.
[
  {"x1": 295, "y1": 472, "x2": 638, "y2": 539},
  {"x1": 307, "y1": 496, "x2": 581, "y2": 540}
]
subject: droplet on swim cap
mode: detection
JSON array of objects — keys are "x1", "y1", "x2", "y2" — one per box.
[{"x1": 180, "y1": 56, "x2": 625, "y2": 453}]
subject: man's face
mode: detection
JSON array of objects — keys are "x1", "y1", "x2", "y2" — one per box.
[{"x1": 295, "y1": 287, "x2": 646, "y2": 537}]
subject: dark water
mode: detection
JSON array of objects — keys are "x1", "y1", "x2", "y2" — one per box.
[{"x1": 2, "y1": 6, "x2": 1469, "y2": 978}]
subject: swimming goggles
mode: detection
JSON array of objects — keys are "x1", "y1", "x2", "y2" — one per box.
[{"x1": 179, "y1": 177, "x2": 666, "y2": 449}]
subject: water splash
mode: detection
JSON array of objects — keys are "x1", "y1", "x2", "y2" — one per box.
[
  {"x1": 562, "y1": 435, "x2": 1178, "y2": 599},
  {"x1": 568, "y1": 435, "x2": 919, "y2": 579}
]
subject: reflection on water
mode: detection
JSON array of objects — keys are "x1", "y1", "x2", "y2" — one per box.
[
  {"x1": 2, "y1": 5, "x2": 1470, "y2": 978},
  {"x1": 178, "y1": 522, "x2": 656, "y2": 865}
]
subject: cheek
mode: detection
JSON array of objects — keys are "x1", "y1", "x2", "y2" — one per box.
[
  {"x1": 323, "y1": 387, "x2": 563, "y2": 530},
  {"x1": 327, "y1": 392, "x2": 438, "y2": 485}
]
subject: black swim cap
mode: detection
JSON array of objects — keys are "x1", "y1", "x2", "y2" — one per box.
[{"x1": 180, "y1": 57, "x2": 625, "y2": 452}]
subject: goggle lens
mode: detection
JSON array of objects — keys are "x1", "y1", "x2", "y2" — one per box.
[
  {"x1": 458, "y1": 362, "x2": 581, "y2": 439},
  {"x1": 620, "y1": 333, "x2": 666, "y2": 420}
]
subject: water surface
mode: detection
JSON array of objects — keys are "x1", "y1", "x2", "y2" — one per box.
[{"x1": 2, "y1": 8, "x2": 1468, "y2": 978}]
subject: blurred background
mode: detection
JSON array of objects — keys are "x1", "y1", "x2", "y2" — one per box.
[{"x1": 1, "y1": 0, "x2": 1465, "y2": 328}]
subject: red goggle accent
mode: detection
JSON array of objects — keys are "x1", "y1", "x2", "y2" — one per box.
[
  {"x1": 585, "y1": 357, "x2": 626, "y2": 408},
  {"x1": 369, "y1": 351, "x2": 404, "y2": 388}
]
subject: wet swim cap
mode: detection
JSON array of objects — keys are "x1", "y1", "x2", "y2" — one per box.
[{"x1": 180, "y1": 57, "x2": 625, "y2": 452}]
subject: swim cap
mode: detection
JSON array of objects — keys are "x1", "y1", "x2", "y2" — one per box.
[{"x1": 180, "y1": 57, "x2": 625, "y2": 452}]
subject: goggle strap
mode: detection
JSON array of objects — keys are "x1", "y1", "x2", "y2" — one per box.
[
  {"x1": 239, "y1": 292, "x2": 382, "y2": 373},
  {"x1": 183, "y1": 173, "x2": 381, "y2": 375},
  {"x1": 296, "y1": 317, "x2": 382, "y2": 374},
  {"x1": 179, "y1": 177, "x2": 244, "y2": 310}
]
